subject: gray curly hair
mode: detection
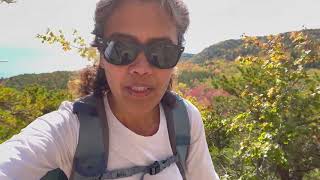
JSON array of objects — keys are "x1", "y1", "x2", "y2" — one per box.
[
  {"x1": 92, "y1": 0, "x2": 190, "y2": 46},
  {"x1": 77, "y1": 0, "x2": 190, "y2": 101}
]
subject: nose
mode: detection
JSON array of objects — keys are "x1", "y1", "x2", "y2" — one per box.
[{"x1": 128, "y1": 52, "x2": 153, "y2": 76}]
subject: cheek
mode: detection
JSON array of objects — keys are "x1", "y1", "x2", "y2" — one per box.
[{"x1": 103, "y1": 63, "x2": 125, "y2": 88}]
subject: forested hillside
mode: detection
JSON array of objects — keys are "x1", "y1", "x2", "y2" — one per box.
[
  {"x1": 2, "y1": 71, "x2": 75, "y2": 90},
  {"x1": 191, "y1": 28, "x2": 320, "y2": 65}
]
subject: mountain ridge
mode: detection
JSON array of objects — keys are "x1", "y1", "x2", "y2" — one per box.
[{"x1": 190, "y1": 28, "x2": 320, "y2": 63}]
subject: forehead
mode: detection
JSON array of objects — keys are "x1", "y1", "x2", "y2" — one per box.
[{"x1": 104, "y1": 0, "x2": 178, "y2": 44}]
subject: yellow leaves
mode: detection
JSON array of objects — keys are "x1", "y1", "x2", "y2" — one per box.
[
  {"x1": 242, "y1": 34, "x2": 293, "y2": 64},
  {"x1": 36, "y1": 28, "x2": 99, "y2": 62},
  {"x1": 242, "y1": 34, "x2": 260, "y2": 49},
  {"x1": 62, "y1": 42, "x2": 71, "y2": 51},
  {"x1": 267, "y1": 87, "x2": 276, "y2": 98},
  {"x1": 240, "y1": 88, "x2": 249, "y2": 98},
  {"x1": 290, "y1": 31, "x2": 307, "y2": 44},
  {"x1": 267, "y1": 36, "x2": 288, "y2": 63},
  {"x1": 37, "y1": 29, "x2": 71, "y2": 50},
  {"x1": 269, "y1": 49, "x2": 287, "y2": 63},
  {"x1": 87, "y1": 47, "x2": 99, "y2": 61},
  {"x1": 237, "y1": 56, "x2": 262, "y2": 66},
  {"x1": 78, "y1": 47, "x2": 98, "y2": 62}
]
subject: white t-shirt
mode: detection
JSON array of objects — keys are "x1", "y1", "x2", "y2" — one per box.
[{"x1": 0, "y1": 95, "x2": 219, "y2": 180}]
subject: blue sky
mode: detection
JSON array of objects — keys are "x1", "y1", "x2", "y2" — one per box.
[
  {"x1": 0, "y1": 47, "x2": 89, "y2": 78},
  {"x1": 1, "y1": 0, "x2": 320, "y2": 78},
  {"x1": 0, "y1": 47, "x2": 45, "y2": 77}
]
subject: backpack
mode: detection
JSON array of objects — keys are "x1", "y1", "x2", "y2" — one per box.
[{"x1": 41, "y1": 92, "x2": 191, "y2": 180}]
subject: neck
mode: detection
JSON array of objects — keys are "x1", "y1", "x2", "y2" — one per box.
[{"x1": 107, "y1": 93, "x2": 160, "y2": 136}]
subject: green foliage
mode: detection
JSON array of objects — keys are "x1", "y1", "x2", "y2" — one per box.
[
  {"x1": 176, "y1": 60, "x2": 240, "y2": 88},
  {"x1": 3, "y1": 71, "x2": 74, "y2": 90},
  {"x1": 204, "y1": 32, "x2": 320, "y2": 179},
  {"x1": 177, "y1": 70, "x2": 212, "y2": 87},
  {"x1": 175, "y1": 62, "x2": 214, "y2": 87},
  {"x1": 175, "y1": 32, "x2": 320, "y2": 179},
  {"x1": 303, "y1": 169, "x2": 320, "y2": 180},
  {"x1": 0, "y1": 85, "x2": 71, "y2": 143}
]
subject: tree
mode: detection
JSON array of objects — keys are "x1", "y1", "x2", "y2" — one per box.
[
  {"x1": 0, "y1": 84, "x2": 72, "y2": 143},
  {"x1": 208, "y1": 32, "x2": 320, "y2": 179}
]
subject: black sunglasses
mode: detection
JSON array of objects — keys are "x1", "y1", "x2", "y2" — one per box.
[{"x1": 96, "y1": 36, "x2": 184, "y2": 69}]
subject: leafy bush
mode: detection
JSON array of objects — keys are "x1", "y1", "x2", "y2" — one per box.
[
  {"x1": 203, "y1": 32, "x2": 320, "y2": 179},
  {"x1": 0, "y1": 85, "x2": 71, "y2": 143}
]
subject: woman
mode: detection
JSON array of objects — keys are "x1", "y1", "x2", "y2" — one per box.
[{"x1": 0, "y1": 0, "x2": 219, "y2": 179}]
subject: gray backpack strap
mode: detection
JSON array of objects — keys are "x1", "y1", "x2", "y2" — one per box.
[
  {"x1": 40, "y1": 94, "x2": 109, "y2": 180},
  {"x1": 162, "y1": 92, "x2": 191, "y2": 180},
  {"x1": 70, "y1": 94, "x2": 109, "y2": 180}
]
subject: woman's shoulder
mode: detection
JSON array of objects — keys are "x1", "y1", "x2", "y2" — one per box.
[
  {"x1": 27, "y1": 100, "x2": 79, "y2": 136},
  {"x1": 10, "y1": 100, "x2": 80, "y2": 158},
  {"x1": 0, "y1": 100, "x2": 79, "y2": 179}
]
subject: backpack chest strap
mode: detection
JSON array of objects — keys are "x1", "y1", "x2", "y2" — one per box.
[{"x1": 101, "y1": 155, "x2": 177, "y2": 179}]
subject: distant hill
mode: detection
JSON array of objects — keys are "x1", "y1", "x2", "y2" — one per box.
[
  {"x1": 190, "y1": 28, "x2": 320, "y2": 64},
  {"x1": 2, "y1": 71, "x2": 75, "y2": 90},
  {"x1": 180, "y1": 52, "x2": 194, "y2": 61}
]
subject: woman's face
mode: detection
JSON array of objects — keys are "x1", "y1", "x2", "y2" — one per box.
[{"x1": 100, "y1": 0, "x2": 178, "y2": 113}]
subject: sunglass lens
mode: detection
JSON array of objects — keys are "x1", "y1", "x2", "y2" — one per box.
[
  {"x1": 104, "y1": 41, "x2": 137, "y2": 65},
  {"x1": 148, "y1": 43, "x2": 182, "y2": 69}
]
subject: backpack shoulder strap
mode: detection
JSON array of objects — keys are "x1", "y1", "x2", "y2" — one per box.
[
  {"x1": 162, "y1": 92, "x2": 191, "y2": 180},
  {"x1": 70, "y1": 94, "x2": 109, "y2": 179},
  {"x1": 41, "y1": 94, "x2": 109, "y2": 180}
]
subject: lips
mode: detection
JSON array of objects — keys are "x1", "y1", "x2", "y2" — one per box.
[{"x1": 125, "y1": 85, "x2": 153, "y2": 97}]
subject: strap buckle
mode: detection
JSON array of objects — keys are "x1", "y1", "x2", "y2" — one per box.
[{"x1": 149, "y1": 161, "x2": 161, "y2": 175}]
